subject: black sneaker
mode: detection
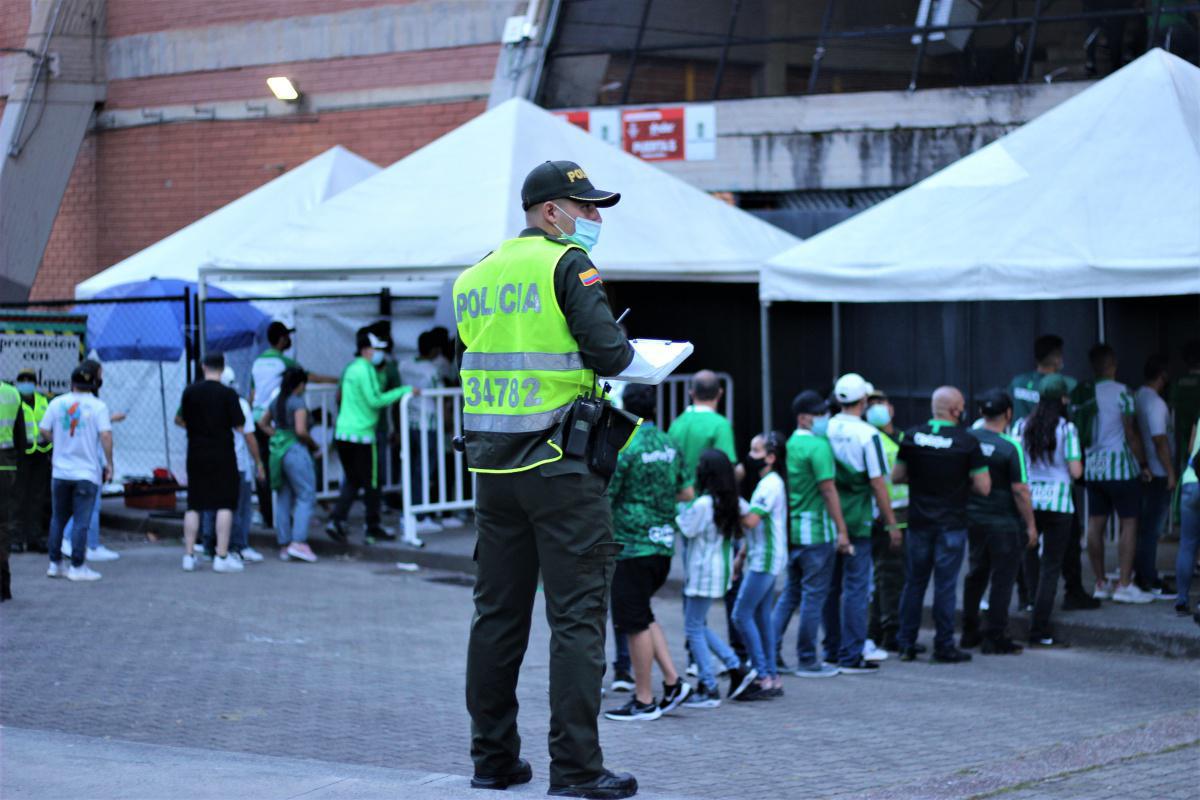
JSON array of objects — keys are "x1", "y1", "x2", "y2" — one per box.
[
  {"x1": 365, "y1": 525, "x2": 396, "y2": 542},
  {"x1": 959, "y1": 630, "x2": 983, "y2": 649},
  {"x1": 732, "y1": 679, "x2": 769, "y2": 701},
  {"x1": 603, "y1": 698, "x2": 661, "y2": 722},
  {"x1": 610, "y1": 670, "x2": 635, "y2": 693},
  {"x1": 1063, "y1": 593, "x2": 1102, "y2": 611},
  {"x1": 1176, "y1": 604, "x2": 1191, "y2": 618},
  {"x1": 324, "y1": 519, "x2": 348, "y2": 543},
  {"x1": 931, "y1": 648, "x2": 973, "y2": 664},
  {"x1": 470, "y1": 758, "x2": 532, "y2": 790},
  {"x1": 1029, "y1": 636, "x2": 1070, "y2": 648},
  {"x1": 682, "y1": 682, "x2": 721, "y2": 708},
  {"x1": 981, "y1": 637, "x2": 1024, "y2": 655},
  {"x1": 659, "y1": 680, "x2": 692, "y2": 714},
  {"x1": 726, "y1": 666, "x2": 758, "y2": 699},
  {"x1": 838, "y1": 657, "x2": 880, "y2": 674},
  {"x1": 899, "y1": 647, "x2": 918, "y2": 662},
  {"x1": 548, "y1": 769, "x2": 638, "y2": 799}
]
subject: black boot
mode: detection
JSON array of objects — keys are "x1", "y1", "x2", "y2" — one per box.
[
  {"x1": 1, "y1": 561, "x2": 12, "y2": 602},
  {"x1": 548, "y1": 770, "x2": 638, "y2": 799}
]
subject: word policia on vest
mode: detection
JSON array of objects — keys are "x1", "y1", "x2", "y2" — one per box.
[{"x1": 455, "y1": 282, "x2": 544, "y2": 321}]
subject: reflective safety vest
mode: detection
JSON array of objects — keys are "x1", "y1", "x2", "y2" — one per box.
[
  {"x1": 0, "y1": 382, "x2": 20, "y2": 466},
  {"x1": 22, "y1": 392, "x2": 51, "y2": 454},
  {"x1": 879, "y1": 430, "x2": 909, "y2": 512},
  {"x1": 454, "y1": 236, "x2": 594, "y2": 462}
]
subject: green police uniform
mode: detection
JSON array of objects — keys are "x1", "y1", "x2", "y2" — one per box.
[
  {"x1": 16, "y1": 391, "x2": 52, "y2": 550},
  {"x1": 868, "y1": 428, "x2": 908, "y2": 647},
  {"x1": 458, "y1": 163, "x2": 631, "y2": 790},
  {"x1": 0, "y1": 381, "x2": 29, "y2": 601}
]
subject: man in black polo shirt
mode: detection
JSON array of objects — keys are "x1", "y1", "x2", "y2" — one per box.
[
  {"x1": 893, "y1": 386, "x2": 991, "y2": 664},
  {"x1": 961, "y1": 390, "x2": 1038, "y2": 655}
]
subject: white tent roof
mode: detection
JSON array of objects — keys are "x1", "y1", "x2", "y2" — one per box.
[
  {"x1": 761, "y1": 49, "x2": 1200, "y2": 303},
  {"x1": 76, "y1": 146, "x2": 381, "y2": 299},
  {"x1": 208, "y1": 98, "x2": 799, "y2": 283}
]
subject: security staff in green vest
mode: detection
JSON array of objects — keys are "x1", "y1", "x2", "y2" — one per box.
[
  {"x1": 0, "y1": 378, "x2": 29, "y2": 601},
  {"x1": 865, "y1": 389, "x2": 910, "y2": 652},
  {"x1": 457, "y1": 161, "x2": 636, "y2": 799},
  {"x1": 15, "y1": 369, "x2": 52, "y2": 553}
]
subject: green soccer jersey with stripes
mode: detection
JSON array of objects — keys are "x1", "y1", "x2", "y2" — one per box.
[
  {"x1": 1080, "y1": 380, "x2": 1139, "y2": 481},
  {"x1": 608, "y1": 422, "x2": 687, "y2": 560},
  {"x1": 1014, "y1": 417, "x2": 1081, "y2": 513},
  {"x1": 745, "y1": 470, "x2": 787, "y2": 575},
  {"x1": 676, "y1": 494, "x2": 749, "y2": 598},
  {"x1": 786, "y1": 428, "x2": 837, "y2": 546},
  {"x1": 826, "y1": 413, "x2": 889, "y2": 538}
]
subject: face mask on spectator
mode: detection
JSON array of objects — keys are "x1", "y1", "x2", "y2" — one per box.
[
  {"x1": 866, "y1": 404, "x2": 891, "y2": 428},
  {"x1": 811, "y1": 414, "x2": 830, "y2": 436},
  {"x1": 745, "y1": 455, "x2": 767, "y2": 474},
  {"x1": 371, "y1": 350, "x2": 385, "y2": 366}
]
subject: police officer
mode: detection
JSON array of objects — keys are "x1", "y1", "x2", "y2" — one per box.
[
  {"x1": 458, "y1": 161, "x2": 636, "y2": 799},
  {"x1": 0, "y1": 377, "x2": 28, "y2": 601},
  {"x1": 15, "y1": 369, "x2": 52, "y2": 553}
]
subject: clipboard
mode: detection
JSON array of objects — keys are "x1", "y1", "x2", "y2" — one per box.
[{"x1": 601, "y1": 338, "x2": 694, "y2": 385}]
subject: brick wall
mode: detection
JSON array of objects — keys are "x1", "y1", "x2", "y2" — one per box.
[
  {"x1": 32, "y1": 99, "x2": 486, "y2": 298},
  {"x1": 106, "y1": 0, "x2": 418, "y2": 38},
  {"x1": 105, "y1": 45, "x2": 500, "y2": 109},
  {"x1": 0, "y1": 0, "x2": 30, "y2": 50}
]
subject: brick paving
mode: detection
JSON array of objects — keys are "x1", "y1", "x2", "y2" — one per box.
[{"x1": 1, "y1": 540, "x2": 1197, "y2": 799}]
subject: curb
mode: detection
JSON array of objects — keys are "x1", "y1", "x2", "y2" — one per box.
[{"x1": 101, "y1": 509, "x2": 1200, "y2": 660}]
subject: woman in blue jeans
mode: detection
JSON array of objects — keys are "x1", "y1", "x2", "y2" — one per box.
[
  {"x1": 260, "y1": 367, "x2": 320, "y2": 563},
  {"x1": 1175, "y1": 425, "x2": 1199, "y2": 616},
  {"x1": 732, "y1": 433, "x2": 789, "y2": 699},
  {"x1": 676, "y1": 450, "x2": 756, "y2": 707}
]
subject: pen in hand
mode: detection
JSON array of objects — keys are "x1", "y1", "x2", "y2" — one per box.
[{"x1": 615, "y1": 308, "x2": 630, "y2": 326}]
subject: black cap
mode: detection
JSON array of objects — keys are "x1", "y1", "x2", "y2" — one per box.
[
  {"x1": 791, "y1": 389, "x2": 829, "y2": 417},
  {"x1": 267, "y1": 321, "x2": 295, "y2": 344},
  {"x1": 521, "y1": 161, "x2": 620, "y2": 211},
  {"x1": 978, "y1": 388, "x2": 1012, "y2": 417},
  {"x1": 71, "y1": 364, "x2": 99, "y2": 390}
]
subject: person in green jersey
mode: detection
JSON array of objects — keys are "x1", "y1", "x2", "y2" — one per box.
[
  {"x1": 1009, "y1": 334, "x2": 1078, "y2": 423},
  {"x1": 770, "y1": 391, "x2": 850, "y2": 678},
  {"x1": 604, "y1": 386, "x2": 694, "y2": 722},
  {"x1": 667, "y1": 370, "x2": 737, "y2": 486}
]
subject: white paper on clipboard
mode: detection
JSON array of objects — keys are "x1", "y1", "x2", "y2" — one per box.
[{"x1": 602, "y1": 339, "x2": 694, "y2": 385}]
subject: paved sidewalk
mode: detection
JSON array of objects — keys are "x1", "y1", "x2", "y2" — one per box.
[{"x1": 2, "y1": 542, "x2": 1198, "y2": 799}]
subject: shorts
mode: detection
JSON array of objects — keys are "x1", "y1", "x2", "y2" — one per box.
[
  {"x1": 610, "y1": 554, "x2": 672, "y2": 635},
  {"x1": 186, "y1": 454, "x2": 240, "y2": 512},
  {"x1": 1086, "y1": 480, "x2": 1140, "y2": 520}
]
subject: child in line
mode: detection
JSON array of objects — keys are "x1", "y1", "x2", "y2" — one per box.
[
  {"x1": 676, "y1": 449, "x2": 757, "y2": 707},
  {"x1": 732, "y1": 432, "x2": 789, "y2": 700}
]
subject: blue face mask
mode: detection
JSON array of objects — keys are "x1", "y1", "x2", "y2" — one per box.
[
  {"x1": 811, "y1": 414, "x2": 830, "y2": 437},
  {"x1": 370, "y1": 350, "x2": 385, "y2": 366},
  {"x1": 553, "y1": 204, "x2": 601, "y2": 252},
  {"x1": 16, "y1": 381, "x2": 35, "y2": 396},
  {"x1": 866, "y1": 404, "x2": 891, "y2": 428}
]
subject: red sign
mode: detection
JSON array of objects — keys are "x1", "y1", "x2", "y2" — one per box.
[
  {"x1": 621, "y1": 107, "x2": 685, "y2": 161},
  {"x1": 553, "y1": 110, "x2": 590, "y2": 131}
]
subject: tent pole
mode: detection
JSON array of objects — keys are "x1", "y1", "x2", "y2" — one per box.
[
  {"x1": 1096, "y1": 298, "x2": 1106, "y2": 343},
  {"x1": 760, "y1": 301, "x2": 772, "y2": 434},
  {"x1": 158, "y1": 361, "x2": 171, "y2": 473},
  {"x1": 832, "y1": 301, "x2": 841, "y2": 382},
  {"x1": 197, "y1": 270, "x2": 209, "y2": 360}
]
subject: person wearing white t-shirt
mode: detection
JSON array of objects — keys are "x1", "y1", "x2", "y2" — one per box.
[
  {"x1": 40, "y1": 364, "x2": 113, "y2": 582},
  {"x1": 1133, "y1": 356, "x2": 1175, "y2": 595},
  {"x1": 1078, "y1": 344, "x2": 1153, "y2": 604}
]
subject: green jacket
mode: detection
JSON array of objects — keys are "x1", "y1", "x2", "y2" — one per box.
[{"x1": 335, "y1": 357, "x2": 411, "y2": 443}]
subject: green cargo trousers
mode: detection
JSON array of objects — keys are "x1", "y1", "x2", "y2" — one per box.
[{"x1": 466, "y1": 468, "x2": 620, "y2": 787}]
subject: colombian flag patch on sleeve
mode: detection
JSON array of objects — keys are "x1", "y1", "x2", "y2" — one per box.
[{"x1": 578, "y1": 268, "x2": 603, "y2": 287}]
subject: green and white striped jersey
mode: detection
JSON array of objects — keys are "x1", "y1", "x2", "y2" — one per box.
[
  {"x1": 786, "y1": 429, "x2": 837, "y2": 546},
  {"x1": 1013, "y1": 417, "x2": 1081, "y2": 514},
  {"x1": 676, "y1": 494, "x2": 748, "y2": 598},
  {"x1": 745, "y1": 471, "x2": 787, "y2": 575},
  {"x1": 1080, "y1": 380, "x2": 1139, "y2": 482}
]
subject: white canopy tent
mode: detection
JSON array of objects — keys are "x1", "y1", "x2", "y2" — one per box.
[
  {"x1": 76, "y1": 146, "x2": 382, "y2": 299},
  {"x1": 202, "y1": 97, "x2": 800, "y2": 289},
  {"x1": 756, "y1": 49, "x2": 1200, "y2": 429}
]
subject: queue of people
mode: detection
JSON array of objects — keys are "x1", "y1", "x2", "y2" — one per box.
[{"x1": 601, "y1": 334, "x2": 1200, "y2": 719}]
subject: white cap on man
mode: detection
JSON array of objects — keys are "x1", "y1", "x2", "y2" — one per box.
[{"x1": 834, "y1": 373, "x2": 874, "y2": 404}]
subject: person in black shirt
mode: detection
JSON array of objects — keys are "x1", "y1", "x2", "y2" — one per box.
[
  {"x1": 961, "y1": 390, "x2": 1038, "y2": 655},
  {"x1": 892, "y1": 386, "x2": 990, "y2": 663},
  {"x1": 177, "y1": 352, "x2": 246, "y2": 574}
]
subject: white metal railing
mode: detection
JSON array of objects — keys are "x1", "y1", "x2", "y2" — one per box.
[
  {"x1": 655, "y1": 372, "x2": 734, "y2": 427},
  {"x1": 399, "y1": 388, "x2": 473, "y2": 541}
]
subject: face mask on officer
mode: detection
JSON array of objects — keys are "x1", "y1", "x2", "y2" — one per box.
[
  {"x1": 552, "y1": 203, "x2": 601, "y2": 252},
  {"x1": 16, "y1": 381, "x2": 35, "y2": 397},
  {"x1": 866, "y1": 404, "x2": 891, "y2": 428},
  {"x1": 811, "y1": 414, "x2": 830, "y2": 437}
]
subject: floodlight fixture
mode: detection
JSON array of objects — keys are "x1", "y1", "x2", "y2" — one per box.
[{"x1": 267, "y1": 76, "x2": 301, "y2": 102}]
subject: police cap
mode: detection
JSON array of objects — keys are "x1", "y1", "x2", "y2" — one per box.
[{"x1": 521, "y1": 161, "x2": 620, "y2": 211}]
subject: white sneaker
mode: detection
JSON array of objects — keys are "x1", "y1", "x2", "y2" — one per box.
[
  {"x1": 278, "y1": 547, "x2": 291, "y2": 561},
  {"x1": 61, "y1": 539, "x2": 72, "y2": 558},
  {"x1": 66, "y1": 564, "x2": 102, "y2": 582},
  {"x1": 87, "y1": 545, "x2": 121, "y2": 562},
  {"x1": 863, "y1": 639, "x2": 889, "y2": 662},
  {"x1": 213, "y1": 554, "x2": 245, "y2": 573},
  {"x1": 47, "y1": 561, "x2": 62, "y2": 579},
  {"x1": 239, "y1": 547, "x2": 264, "y2": 563},
  {"x1": 401, "y1": 534, "x2": 425, "y2": 549},
  {"x1": 182, "y1": 553, "x2": 197, "y2": 572},
  {"x1": 415, "y1": 517, "x2": 443, "y2": 534},
  {"x1": 1092, "y1": 581, "x2": 1114, "y2": 600},
  {"x1": 980, "y1": 598, "x2": 990, "y2": 611},
  {"x1": 1111, "y1": 583, "x2": 1154, "y2": 604},
  {"x1": 285, "y1": 543, "x2": 318, "y2": 563}
]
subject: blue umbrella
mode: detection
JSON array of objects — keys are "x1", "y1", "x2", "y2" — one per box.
[{"x1": 80, "y1": 278, "x2": 268, "y2": 361}]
